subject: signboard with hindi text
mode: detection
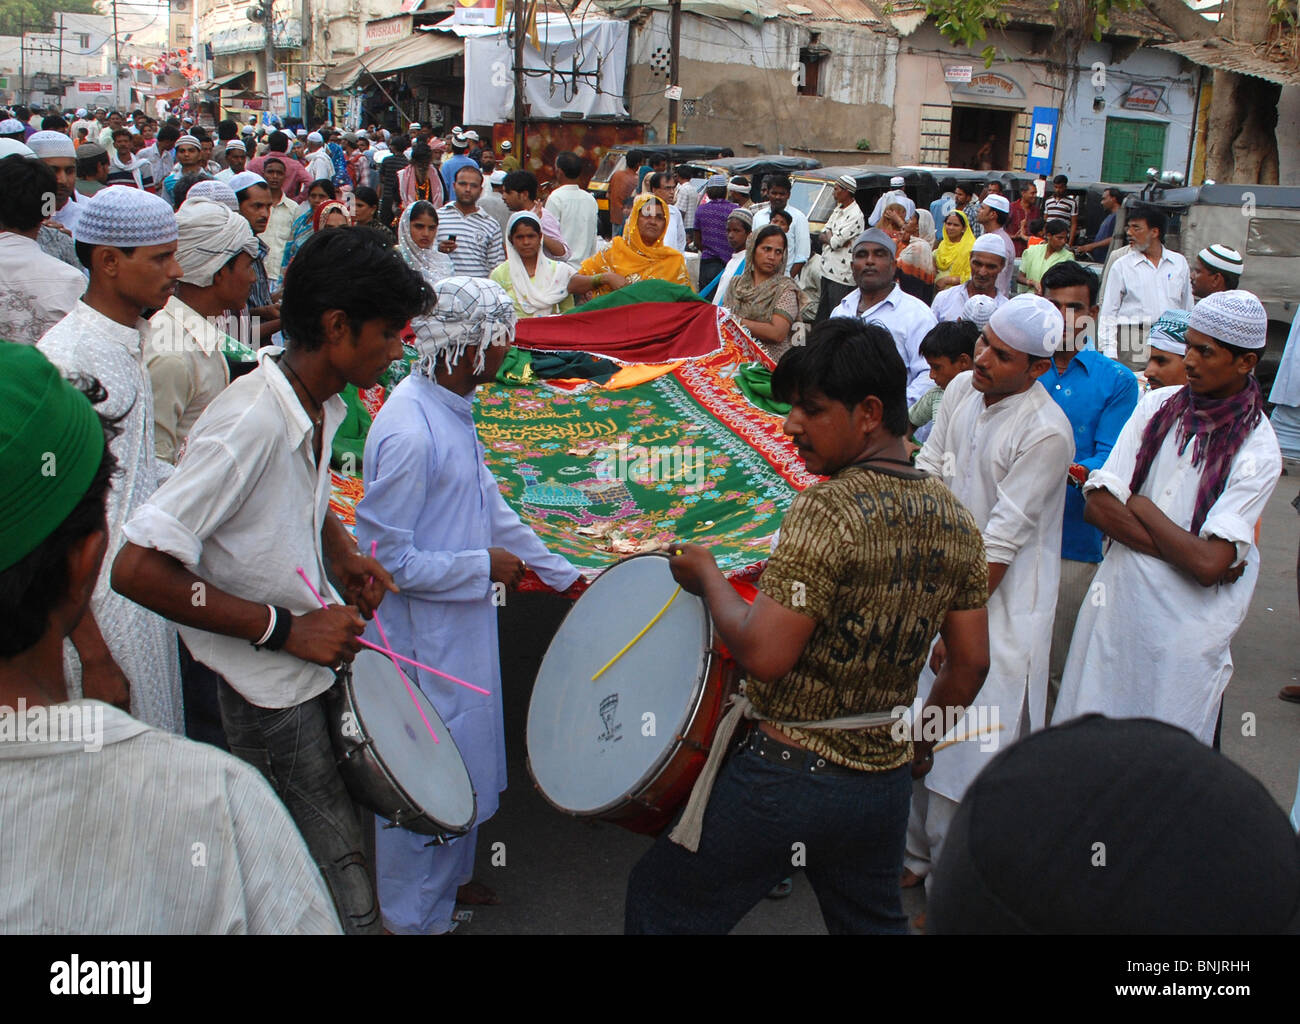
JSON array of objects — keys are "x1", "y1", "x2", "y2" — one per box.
[{"x1": 268, "y1": 71, "x2": 288, "y2": 116}]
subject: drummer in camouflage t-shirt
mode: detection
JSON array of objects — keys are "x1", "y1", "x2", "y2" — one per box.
[{"x1": 625, "y1": 317, "x2": 990, "y2": 935}]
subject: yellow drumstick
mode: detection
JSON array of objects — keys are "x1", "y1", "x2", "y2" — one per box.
[
  {"x1": 932, "y1": 723, "x2": 1005, "y2": 754},
  {"x1": 591, "y1": 585, "x2": 682, "y2": 682}
]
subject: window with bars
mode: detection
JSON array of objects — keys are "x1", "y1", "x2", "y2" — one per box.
[{"x1": 920, "y1": 103, "x2": 951, "y2": 166}]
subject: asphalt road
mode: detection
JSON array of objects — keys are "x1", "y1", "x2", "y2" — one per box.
[{"x1": 445, "y1": 461, "x2": 1300, "y2": 936}]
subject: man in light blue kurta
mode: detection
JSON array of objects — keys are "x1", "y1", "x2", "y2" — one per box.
[{"x1": 356, "y1": 277, "x2": 581, "y2": 934}]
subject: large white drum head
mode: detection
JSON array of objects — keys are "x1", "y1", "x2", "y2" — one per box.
[
  {"x1": 527, "y1": 554, "x2": 711, "y2": 814},
  {"x1": 352, "y1": 649, "x2": 476, "y2": 830}
]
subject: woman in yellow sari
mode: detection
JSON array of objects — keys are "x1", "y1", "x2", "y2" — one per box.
[
  {"x1": 933, "y1": 209, "x2": 975, "y2": 291},
  {"x1": 578, "y1": 193, "x2": 691, "y2": 299}
]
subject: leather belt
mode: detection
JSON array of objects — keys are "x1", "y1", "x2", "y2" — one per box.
[{"x1": 739, "y1": 726, "x2": 861, "y2": 776}]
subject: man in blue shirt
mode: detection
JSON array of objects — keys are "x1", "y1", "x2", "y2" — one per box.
[
  {"x1": 439, "y1": 133, "x2": 477, "y2": 198},
  {"x1": 1038, "y1": 260, "x2": 1139, "y2": 718},
  {"x1": 1074, "y1": 187, "x2": 1122, "y2": 262}
]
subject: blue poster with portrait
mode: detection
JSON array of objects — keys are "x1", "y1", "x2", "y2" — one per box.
[{"x1": 1025, "y1": 107, "x2": 1059, "y2": 176}]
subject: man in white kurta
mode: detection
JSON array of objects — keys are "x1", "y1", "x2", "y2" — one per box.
[
  {"x1": 1054, "y1": 291, "x2": 1282, "y2": 744},
  {"x1": 37, "y1": 186, "x2": 184, "y2": 733},
  {"x1": 356, "y1": 277, "x2": 580, "y2": 935},
  {"x1": 906, "y1": 294, "x2": 1074, "y2": 888}
]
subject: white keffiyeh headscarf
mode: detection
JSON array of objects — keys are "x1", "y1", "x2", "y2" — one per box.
[
  {"x1": 411, "y1": 277, "x2": 517, "y2": 377},
  {"x1": 398, "y1": 201, "x2": 454, "y2": 286},
  {"x1": 174, "y1": 197, "x2": 259, "y2": 286},
  {"x1": 504, "y1": 210, "x2": 575, "y2": 317}
]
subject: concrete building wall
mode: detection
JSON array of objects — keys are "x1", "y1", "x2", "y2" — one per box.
[
  {"x1": 1057, "y1": 43, "x2": 1196, "y2": 182},
  {"x1": 626, "y1": 11, "x2": 897, "y2": 165},
  {"x1": 892, "y1": 23, "x2": 1195, "y2": 182}
]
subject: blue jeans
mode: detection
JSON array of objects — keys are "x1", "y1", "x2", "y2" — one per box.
[
  {"x1": 625, "y1": 740, "x2": 913, "y2": 934},
  {"x1": 217, "y1": 678, "x2": 381, "y2": 935}
]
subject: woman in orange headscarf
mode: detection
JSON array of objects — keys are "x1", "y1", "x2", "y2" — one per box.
[{"x1": 578, "y1": 193, "x2": 691, "y2": 299}]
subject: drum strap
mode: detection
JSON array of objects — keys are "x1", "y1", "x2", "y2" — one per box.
[{"x1": 668, "y1": 693, "x2": 898, "y2": 853}]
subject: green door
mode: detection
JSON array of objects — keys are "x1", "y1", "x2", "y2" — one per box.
[{"x1": 1101, "y1": 118, "x2": 1168, "y2": 181}]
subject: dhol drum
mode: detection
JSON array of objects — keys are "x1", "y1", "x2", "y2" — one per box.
[
  {"x1": 526, "y1": 552, "x2": 748, "y2": 835},
  {"x1": 329, "y1": 648, "x2": 477, "y2": 841}
]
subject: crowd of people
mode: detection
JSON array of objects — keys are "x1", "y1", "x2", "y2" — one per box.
[{"x1": 1, "y1": 101, "x2": 1298, "y2": 936}]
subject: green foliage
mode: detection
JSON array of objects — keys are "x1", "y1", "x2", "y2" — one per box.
[
  {"x1": 926, "y1": 0, "x2": 1145, "y2": 47},
  {"x1": 1269, "y1": 0, "x2": 1296, "y2": 28},
  {"x1": 0, "y1": 0, "x2": 99, "y2": 37},
  {"x1": 855, "y1": 138, "x2": 871, "y2": 150}
]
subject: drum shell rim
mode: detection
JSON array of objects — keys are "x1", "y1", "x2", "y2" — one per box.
[
  {"x1": 525, "y1": 551, "x2": 725, "y2": 821},
  {"x1": 330, "y1": 668, "x2": 478, "y2": 838}
]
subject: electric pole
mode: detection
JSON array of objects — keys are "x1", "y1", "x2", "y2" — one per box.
[
  {"x1": 112, "y1": 0, "x2": 122, "y2": 109},
  {"x1": 512, "y1": 0, "x2": 525, "y2": 157},
  {"x1": 19, "y1": 16, "x2": 24, "y2": 104},
  {"x1": 667, "y1": 0, "x2": 680, "y2": 143},
  {"x1": 57, "y1": 14, "x2": 64, "y2": 98},
  {"x1": 264, "y1": 0, "x2": 276, "y2": 115}
]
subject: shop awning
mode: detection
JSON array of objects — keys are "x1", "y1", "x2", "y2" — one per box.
[
  {"x1": 323, "y1": 30, "x2": 463, "y2": 92},
  {"x1": 191, "y1": 70, "x2": 256, "y2": 92}
]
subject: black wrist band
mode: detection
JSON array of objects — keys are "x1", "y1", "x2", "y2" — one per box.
[{"x1": 258, "y1": 606, "x2": 294, "y2": 652}]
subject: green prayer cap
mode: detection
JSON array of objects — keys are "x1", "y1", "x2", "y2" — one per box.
[{"x1": 0, "y1": 342, "x2": 105, "y2": 572}]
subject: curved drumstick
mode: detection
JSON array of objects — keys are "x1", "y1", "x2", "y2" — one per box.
[
  {"x1": 364, "y1": 542, "x2": 439, "y2": 745},
  {"x1": 294, "y1": 567, "x2": 490, "y2": 694},
  {"x1": 591, "y1": 585, "x2": 682, "y2": 682}
]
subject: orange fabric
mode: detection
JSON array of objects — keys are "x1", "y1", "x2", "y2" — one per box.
[{"x1": 604, "y1": 360, "x2": 684, "y2": 390}]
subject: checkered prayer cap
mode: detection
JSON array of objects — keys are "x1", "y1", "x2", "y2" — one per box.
[
  {"x1": 411, "y1": 277, "x2": 517, "y2": 376},
  {"x1": 1189, "y1": 289, "x2": 1268, "y2": 350},
  {"x1": 185, "y1": 180, "x2": 240, "y2": 211},
  {"x1": 1147, "y1": 309, "x2": 1191, "y2": 356},
  {"x1": 961, "y1": 294, "x2": 1000, "y2": 331},
  {"x1": 28, "y1": 130, "x2": 75, "y2": 159},
  {"x1": 74, "y1": 185, "x2": 178, "y2": 247}
]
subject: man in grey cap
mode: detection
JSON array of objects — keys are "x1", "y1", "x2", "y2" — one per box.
[
  {"x1": 830, "y1": 228, "x2": 937, "y2": 405},
  {"x1": 75, "y1": 142, "x2": 111, "y2": 197}
]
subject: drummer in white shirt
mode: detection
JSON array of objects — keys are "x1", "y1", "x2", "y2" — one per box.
[
  {"x1": 112, "y1": 229, "x2": 431, "y2": 934},
  {"x1": 356, "y1": 276, "x2": 581, "y2": 935}
]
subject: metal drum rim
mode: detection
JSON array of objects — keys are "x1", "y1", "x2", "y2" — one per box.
[
  {"x1": 525, "y1": 551, "x2": 715, "y2": 817},
  {"x1": 342, "y1": 661, "x2": 478, "y2": 836}
]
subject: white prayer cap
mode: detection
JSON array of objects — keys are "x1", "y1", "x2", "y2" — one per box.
[
  {"x1": 1197, "y1": 243, "x2": 1244, "y2": 277},
  {"x1": 76, "y1": 107, "x2": 88, "y2": 117},
  {"x1": 74, "y1": 185, "x2": 178, "y2": 247},
  {"x1": 0, "y1": 138, "x2": 34, "y2": 158},
  {"x1": 411, "y1": 277, "x2": 517, "y2": 376},
  {"x1": 500, "y1": 140, "x2": 512, "y2": 151},
  {"x1": 836, "y1": 173, "x2": 858, "y2": 192},
  {"x1": 889, "y1": 175, "x2": 905, "y2": 187},
  {"x1": 185, "y1": 180, "x2": 240, "y2": 210},
  {"x1": 464, "y1": 129, "x2": 480, "y2": 141},
  {"x1": 1148, "y1": 309, "x2": 1191, "y2": 356},
  {"x1": 174, "y1": 197, "x2": 258, "y2": 286},
  {"x1": 727, "y1": 176, "x2": 750, "y2": 194},
  {"x1": 409, "y1": 122, "x2": 422, "y2": 130},
  {"x1": 0, "y1": 118, "x2": 25, "y2": 135},
  {"x1": 971, "y1": 232, "x2": 1008, "y2": 261},
  {"x1": 175, "y1": 134, "x2": 201, "y2": 149},
  {"x1": 357, "y1": 129, "x2": 369, "y2": 138},
  {"x1": 982, "y1": 193, "x2": 1010, "y2": 214},
  {"x1": 1189, "y1": 289, "x2": 1268, "y2": 350},
  {"x1": 227, "y1": 170, "x2": 267, "y2": 194},
  {"x1": 28, "y1": 130, "x2": 76, "y2": 159},
  {"x1": 961, "y1": 294, "x2": 1001, "y2": 331},
  {"x1": 490, "y1": 169, "x2": 507, "y2": 185},
  {"x1": 986, "y1": 293, "x2": 1063, "y2": 359},
  {"x1": 306, "y1": 131, "x2": 324, "y2": 144},
  {"x1": 225, "y1": 139, "x2": 246, "y2": 153}
]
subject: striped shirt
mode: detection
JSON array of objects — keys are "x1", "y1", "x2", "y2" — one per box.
[
  {"x1": 1043, "y1": 194, "x2": 1077, "y2": 224},
  {"x1": 0, "y1": 700, "x2": 341, "y2": 934},
  {"x1": 436, "y1": 202, "x2": 505, "y2": 278}
]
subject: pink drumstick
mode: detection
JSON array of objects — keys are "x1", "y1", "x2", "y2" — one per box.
[{"x1": 294, "y1": 567, "x2": 490, "y2": 695}]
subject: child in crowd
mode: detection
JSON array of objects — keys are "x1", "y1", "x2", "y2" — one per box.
[{"x1": 909, "y1": 319, "x2": 979, "y2": 442}]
